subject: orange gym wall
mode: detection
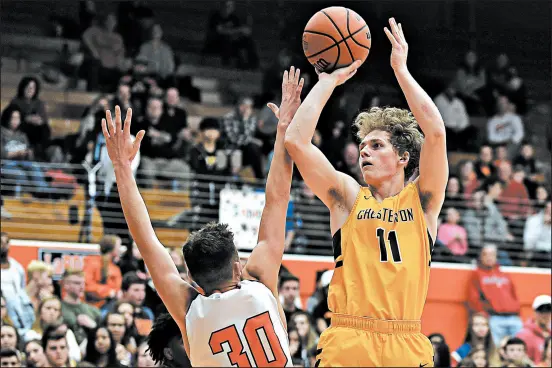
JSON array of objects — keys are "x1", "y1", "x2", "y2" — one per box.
[{"x1": 10, "y1": 240, "x2": 551, "y2": 350}]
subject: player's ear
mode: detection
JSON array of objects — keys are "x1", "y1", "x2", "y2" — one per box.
[{"x1": 399, "y1": 151, "x2": 410, "y2": 166}]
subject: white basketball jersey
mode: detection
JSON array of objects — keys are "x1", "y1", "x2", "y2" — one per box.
[{"x1": 185, "y1": 280, "x2": 293, "y2": 367}]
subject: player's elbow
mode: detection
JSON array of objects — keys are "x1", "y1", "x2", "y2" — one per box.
[{"x1": 284, "y1": 130, "x2": 302, "y2": 157}]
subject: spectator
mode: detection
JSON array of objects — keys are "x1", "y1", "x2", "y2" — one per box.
[
  {"x1": 70, "y1": 94, "x2": 110, "y2": 164},
  {"x1": 287, "y1": 326, "x2": 304, "y2": 363},
  {"x1": 0, "y1": 232, "x2": 35, "y2": 336},
  {"x1": 334, "y1": 142, "x2": 363, "y2": 183},
  {"x1": 443, "y1": 176, "x2": 467, "y2": 212},
  {"x1": 115, "y1": 302, "x2": 138, "y2": 354},
  {"x1": 504, "y1": 337, "x2": 534, "y2": 367},
  {"x1": 24, "y1": 339, "x2": 49, "y2": 367},
  {"x1": 79, "y1": 0, "x2": 97, "y2": 34},
  {"x1": 312, "y1": 270, "x2": 333, "y2": 334},
  {"x1": 513, "y1": 143, "x2": 540, "y2": 198},
  {"x1": 163, "y1": 87, "x2": 191, "y2": 159},
  {"x1": 458, "y1": 160, "x2": 480, "y2": 197},
  {"x1": 188, "y1": 117, "x2": 235, "y2": 228},
  {"x1": 81, "y1": 13, "x2": 126, "y2": 92},
  {"x1": 0, "y1": 324, "x2": 19, "y2": 350},
  {"x1": 1, "y1": 292, "x2": 14, "y2": 326},
  {"x1": 497, "y1": 162, "x2": 532, "y2": 223},
  {"x1": 539, "y1": 337, "x2": 551, "y2": 367},
  {"x1": 468, "y1": 245, "x2": 523, "y2": 345},
  {"x1": 279, "y1": 273, "x2": 302, "y2": 324},
  {"x1": 463, "y1": 180, "x2": 514, "y2": 247},
  {"x1": 9, "y1": 77, "x2": 53, "y2": 161},
  {"x1": 83, "y1": 235, "x2": 123, "y2": 308},
  {"x1": 120, "y1": 57, "x2": 163, "y2": 115},
  {"x1": 101, "y1": 272, "x2": 154, "y2": 338},
  {"x1": 0, "y1": 348, "x2": 21, "y2": 368},
  {"x1": 516, "y1": 295, "x2": 551, "y2": 364},
  {"x1": 26, "y1": 296, "x2": 62, "y2": 340},
  {"x1": 523, "y1": 201, "x2": 551, "y2": 266},
  {"x1": 103, "y1": 312, "x2": 132, "y2": 365},
  {"x1": 117, "y1": 241, "x2": 147, "y2": 278},
  {"x1": 462, "y1": 347, "x2": 488, "y2": 368},
  {"x1": 504, "y1": 67, "x2": 528, "y2": 115},
  {"x1": 146, "y1": 312, "x2": 191, "y2": 368},
  {"x1": 428, "y1": 333, "x2": 451, "y2": 368},
  {"x1": 290, "y1": 311, "x2": 319, "y2": 365},
  {"x1": 452, "y1": 313, "x2": 500, "y2": 365},
  {"x1": 434, "y1": 83, "x2": 478, "y2": 152},
  {"x1": 42, "y1": 330, "x2": 74, "y2": 367},
  {"x1": 474, "y1": 145, "x2": 497, "y2": 181},
  {"x1": 42, "y1": 322, "x2": 82, "y2": 364},
  {"x1": 494, "y1": 144, "x2": 511, "y2": 169},
  {"x1": 487, "y1": 96, "x2": 524, "y2": 150},
  {"x1": 204, "y1": 0, "x2": 258, "y2": 69},
  {"x1": 1, "y1": 105, "x2": 50, "y2": 198},
  {"x1": 133, "y1": 97, "x2": 190, "y2": 189},
  {"x1": 61, "y1": 269, "x2": 101, "y2": 345},
  {"x1": 25, "y1": 261, "x2": 54, "y2": 311},
  {"x1": 137, "y1": 24, "x2": 175, "y2": 81},
  {"x1": 487, "y1": 54, "x2": 512, "y2": 106},
  {"x1": 453, "y1": 50, "x2": 487, "y2": 115},
  {"x1": 534, "y1": 186, "x2": 550, "y2": 210},
  {"x1": 222, "y1": 96, "x2": 264, "y2": 179},
  {"x1": 437, "y1": 207, "x2": 469, "y2": 256},
  {"x1": 111, "y1": 84, "x2": 135, "y2": 118},
  {"x1": 135, "y1": 342, "x2": 157, "y2": 367},
  {"x1": 83, "y1": 326, "x2": 120, "y2": 367}
]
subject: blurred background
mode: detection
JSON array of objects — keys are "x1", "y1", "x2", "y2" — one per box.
[{"x1": 0, "y1": 0, "x2": 550, "y2": 367}]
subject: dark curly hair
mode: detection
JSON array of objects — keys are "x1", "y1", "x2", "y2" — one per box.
[
  {"x1": 182, "y1": 222, "x2": 238, "y2": 293},
  {"x1": 16, "y1": 76, "x2": 41, "y2": 100},
  {"x1": 146, "y1": 312, "x2": 181, "y2": 365}
]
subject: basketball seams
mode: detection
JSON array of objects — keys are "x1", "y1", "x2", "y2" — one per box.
[
  {"x1": 321, "y1": 10, "x2": 354, "y2": 64},
  {"x1": 346, "y1": 9, "x2": 371, "y2": 51},
  {"x1": 304, "y1": 26, "x2": 368, "y2": 59},
  {"x1": 303, "y1": 30, "x2": 340, "y2": 71}
]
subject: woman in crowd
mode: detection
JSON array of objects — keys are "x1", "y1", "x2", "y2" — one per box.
[
  {"x1": 460, "y1": 346, "x2": 488, "y2": 367},
  {"x1": 135, "y1": 342, "x2": 159, "y2": 367},
  {"x1": 428, "y1": 333, "x2": 451, "y2": 367},
  {"x1": 26, "y1": 296, "x2": 63, "y2": 340},
  {"x1": 290, "y1": 311, "x2": 319, "y2": 366},
  {"x1": 437, "y1": 207, "x2": 469, "y2": 257},
  {"x1": 0, "y1": 324, "x2": 19, "y2": 350},
  {"x1": 9, "y1": 76, "x2": 55, "y2": 161},
  {"x1": 83, "y1": 326, "x2": 121, "y2": 367},
  {"x1": 24, "y1": 338, "x2": 50, "y2": 368},
  {"x1": 103, "y1": 311, "x2": 132, "y2": 365},
  {"x1": 115, "y1": 302, "x2": 138, "y2": 354},
  {"x1": 1, "y1": 104, "x2": 50, "y2": 198},
  {"x1": 452, "y1": 313, "x2": 501, "y2": 366}
]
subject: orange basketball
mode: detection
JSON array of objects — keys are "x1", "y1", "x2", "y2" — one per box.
[{"x1": 302, "y1": 6, "x2": 371, "y2": 73}]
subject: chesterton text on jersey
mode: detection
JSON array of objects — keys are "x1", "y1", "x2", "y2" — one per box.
[{"x1": 356, "y1": 208, "x2": 415, "y2": 223}]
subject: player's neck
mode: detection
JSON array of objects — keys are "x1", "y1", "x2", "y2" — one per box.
[
  {"x1": 208, "y1": 281, "x2": 240, "y2": 296},
  {"x1": 366, "y1": 176, "x2": 405, "y2": 202}
]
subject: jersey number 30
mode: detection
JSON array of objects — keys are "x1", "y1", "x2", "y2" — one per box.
[{"x1": 209, "y1": 311, "x2": 288, "y2": 367}]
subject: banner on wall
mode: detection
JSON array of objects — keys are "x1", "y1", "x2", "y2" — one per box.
[
  {"x1": 219, "y1": 188, "x2": 265, "y2": 250},
  {"x1": 38, "y1": 249, "x2": 98, "y2": 280}
]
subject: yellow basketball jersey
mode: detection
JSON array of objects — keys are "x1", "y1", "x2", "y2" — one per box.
[{"x1": 328, "y1": 182, "x2": 433, "y2": 320}]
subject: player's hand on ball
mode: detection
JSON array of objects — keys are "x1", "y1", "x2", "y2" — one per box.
[
  {"x1": 102, "y1": 106, "x2": 145, "y2": 167},
  {"x1": 384, "y1": 17, "x2": 408, "y2": 72},
  {"x1": 267, "y1": 66, "x2": 305, "y2": 128},
  {"x1": 318, "y1": 60, "x2": 362, "y2": 86}
]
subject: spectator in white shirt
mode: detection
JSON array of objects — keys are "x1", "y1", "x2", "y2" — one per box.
[
  {"x1": 434, "y1": 83, "x2": 478, "y2": 152},
  {"x1": 137, "y1": 24, "x2": 175, "y2": 81},
  {"x1": 487, "y1": 95, "x2": 524, "y2": 153},
  {"x1": 524, "y1": 201, "x2": 551, "y2": 266}
]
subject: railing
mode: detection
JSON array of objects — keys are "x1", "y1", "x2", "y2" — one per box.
[{"x1": 1, "y1": 160, "x2": 549, "y2": 267}]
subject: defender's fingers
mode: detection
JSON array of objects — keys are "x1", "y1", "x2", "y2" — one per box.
[
  {"x1": 106, "y1": 110, "x2": 116, "y2": 134},
  {"x1": 123, "y1": 108, "x2": 133, "y2": 135},
  {"x1": 295, "y1": 78, "x2": 305, "y2": 99},
  {"x1": 294, "y1": 68, "x2": 300, "y2": 85},
  {"x1": 282, "y1": 70, "x2": 288, "y2": 85},
  {"x1": 115, "y1": 105, "x2": 122, "y2": 133},
  {"x1": 101, "y1": 118, "x2": 110, "y2": 138},
  {"x1": 384, "y1": 27, "x2": 398, "y2": 46},
  {"x1": 289, "y1": 66, "x2": 295, "y2": 83},
  {"x1": 398, "y1": 23, "x2": 406, "y2": 43}
]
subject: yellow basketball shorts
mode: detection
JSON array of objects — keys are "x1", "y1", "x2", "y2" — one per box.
[{"x1": 314, "y1": 313, "x2": 434, "y2": 367}]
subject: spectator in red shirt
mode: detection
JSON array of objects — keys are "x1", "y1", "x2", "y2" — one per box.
[
  {"x1": 498, "y1": 161, "x2": 531, "y2": 219},
  {"x1": 458, "y1": 160, "x2": 480, "y2": 197},
  {"x1": 468, "y1": 244, "x2": 523, "y2": 345},
  {"x1": 516, "y1": 295, "x2": 551, "y2": 364}
]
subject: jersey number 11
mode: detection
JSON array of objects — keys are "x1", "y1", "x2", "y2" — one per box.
[{"x1": 209, "y1": 311, "x2": 288, "y2": 367}]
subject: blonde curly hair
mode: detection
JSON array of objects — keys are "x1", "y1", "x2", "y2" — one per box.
[{"x1": 353, "y1": 107, "x2": 424, "y2": 180}]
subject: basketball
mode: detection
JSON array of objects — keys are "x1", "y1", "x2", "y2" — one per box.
[{"x1": 302, "y1": 7, "x2": 371, "y2": 73}]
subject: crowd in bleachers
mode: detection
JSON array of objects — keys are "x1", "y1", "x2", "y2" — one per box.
[{"x1": 1, "y1": 0, "x2": 550, "y2": 367}]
